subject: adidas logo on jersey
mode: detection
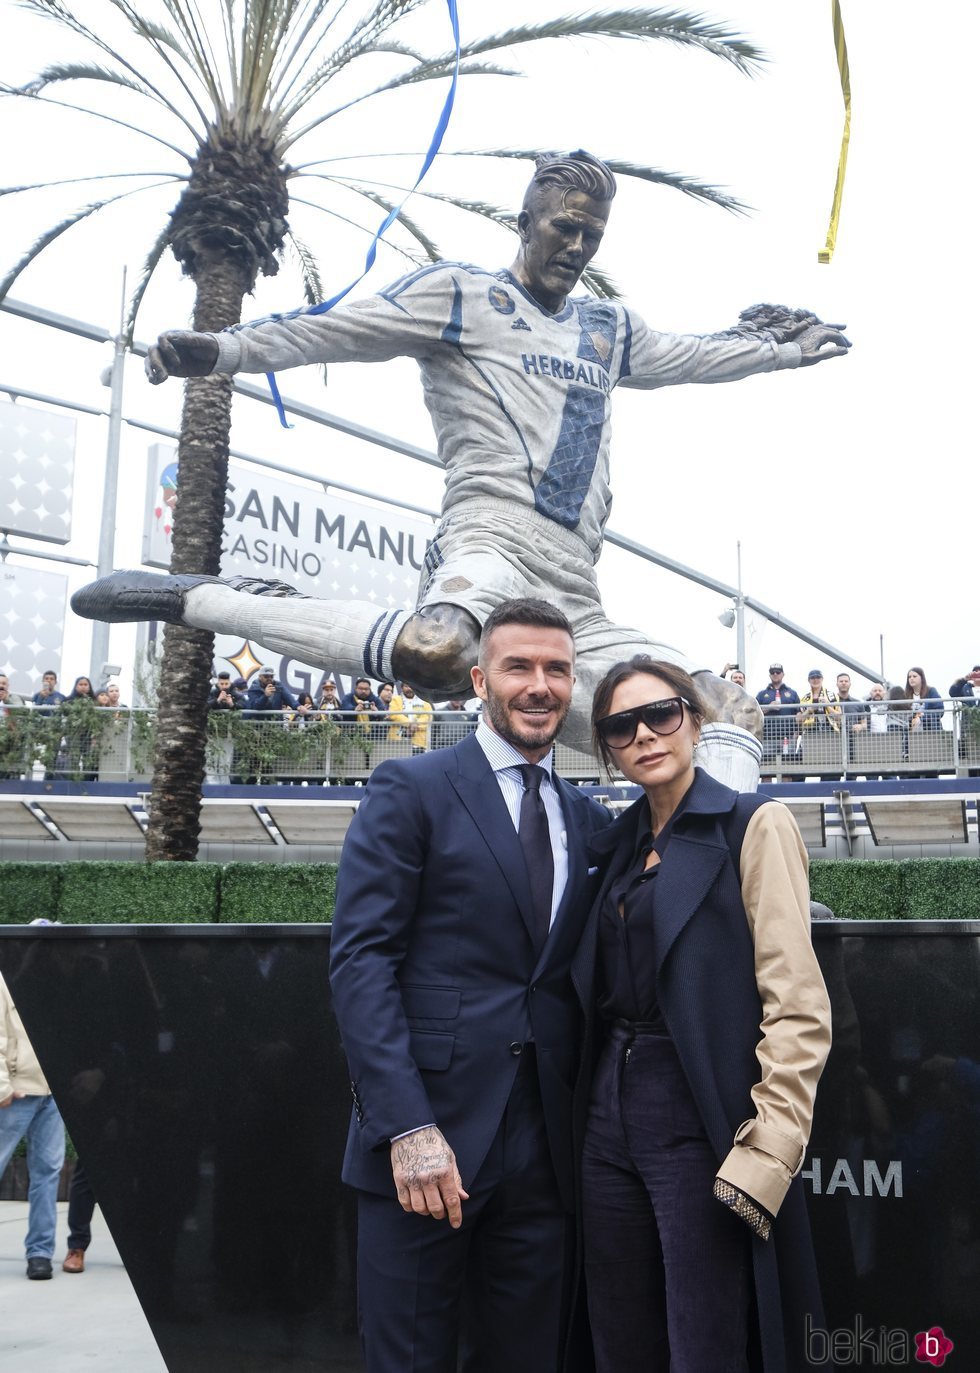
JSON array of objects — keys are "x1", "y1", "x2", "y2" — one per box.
[{"x1": 511, "y1": 317, "x2": 532, "y2": 331}]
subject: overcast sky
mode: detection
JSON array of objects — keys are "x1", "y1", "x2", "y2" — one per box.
[{"x1": 1, "y1": 1, "x2": 976, "y2": 701}]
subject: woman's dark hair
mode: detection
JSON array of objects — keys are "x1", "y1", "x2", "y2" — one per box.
[
  {"x1": 904, "y1": 666, "x2": 929, "y2": 698},
  {"x1": 296, "y1": 692, "x2": 314, "y2": 707},
  {"x1": 591, "y1": 656, "x2": 706, "y2": 771},
  {"x1": 69, "y1": 676, "x2": 92, "y2": 698}
]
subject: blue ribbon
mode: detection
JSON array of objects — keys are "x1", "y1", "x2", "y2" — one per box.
[{"x1": 264, "y1": 0, "x2": 461, "y2": 427}]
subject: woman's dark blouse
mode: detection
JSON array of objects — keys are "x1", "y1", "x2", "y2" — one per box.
[{"x1": 596, "y1": 786, "x2": 691, "y2": 1026}]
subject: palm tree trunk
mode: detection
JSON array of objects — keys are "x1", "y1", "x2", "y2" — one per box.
[{"x1": 144, "y1": 258, "x2": 250, "y2": 861}]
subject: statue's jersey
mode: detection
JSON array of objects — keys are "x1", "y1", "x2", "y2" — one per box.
[{"x1": 214, "y1": 263, "x2": 800, "y2": 560}]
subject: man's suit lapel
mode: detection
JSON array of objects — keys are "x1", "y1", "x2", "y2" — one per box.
[{"x1": 446, "y1": 732, "x2": 540, "y2": 949}]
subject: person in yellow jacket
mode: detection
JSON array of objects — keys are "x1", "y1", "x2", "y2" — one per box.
[
  {"x1": 796, "y1": 669, "x2": 842, "y2": 733},
  {"x1": 1, "y1": 947, "x2": 66, "y2": 1281},
  {"x1": 388, "y1": 682, "x2": 433, "y2": 753}
]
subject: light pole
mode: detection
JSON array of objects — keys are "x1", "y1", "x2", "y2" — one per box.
[
  {"x1": 89, "y1": 269, "x2": 127, "y2": 686},
  {"x1": 718, "y1": 541, "x2": 747, "y2": 677}
]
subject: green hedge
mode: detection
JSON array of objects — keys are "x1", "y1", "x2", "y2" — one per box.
[
  {"x1": 220, "y1": 862, "x2": 337, "y2": 922},
  {"x1": 57, "y1": 861, "x2": 222, "y2": 923},
  {"x1": 809, "y1": 859, "x2": 905, "y2": 922},
  {"x1": 2, "y1": 864, "x2": 65, "y2": 923},
  {"x1": 0, "y1": 859, "x2": 978, "y2": 924},
  {"x1": 901, "y1": 858, "x2": 980, "y2": 920}
]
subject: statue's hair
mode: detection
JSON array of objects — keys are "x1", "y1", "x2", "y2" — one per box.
[{"x1": 525, "y1": 150, "x2": 617, "y2": 207}]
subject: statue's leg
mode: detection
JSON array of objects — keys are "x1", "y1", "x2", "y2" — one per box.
[
  {"x1": 563, "y1": 611, "x2": 763, "y2": 794},
  {"x1": 182, "y1": 579, "x2": 417, "y2": 681},
  {"x1": 189, "y1": 583, "x2": 482, "y2": 690},
  {"x1": 71, "y1": 568, "x2": 480, "y2": 689}
]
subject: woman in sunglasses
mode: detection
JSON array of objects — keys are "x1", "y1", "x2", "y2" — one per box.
[{"x1": 576, "y1": 657, "x2": 831, "y2": 1373}]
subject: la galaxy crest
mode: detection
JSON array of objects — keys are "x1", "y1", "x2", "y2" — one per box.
[{"x1": 488, "y1": 284, "x2": 515, "y2": 316}]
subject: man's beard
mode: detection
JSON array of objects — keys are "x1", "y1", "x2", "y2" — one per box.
[{"x1": 484, "y1": 688, "x2": 570, "y2": 751}]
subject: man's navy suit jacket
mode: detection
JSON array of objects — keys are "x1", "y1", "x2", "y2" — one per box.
[{"x1": 329, "y1": 730, "x2": 611, "y2": 1211}]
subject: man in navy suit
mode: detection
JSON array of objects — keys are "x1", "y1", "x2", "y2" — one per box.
[{"x1": 329, "y1": 598, "x2": 612, "y2": 1373}]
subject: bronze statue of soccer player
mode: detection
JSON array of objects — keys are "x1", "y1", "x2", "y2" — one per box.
[{"x1": 74, "y1": 151, "x2": 848, "y2": 786}]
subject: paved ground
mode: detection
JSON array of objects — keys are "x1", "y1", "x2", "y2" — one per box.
[{"x1": 0, "y1": 1200, "x2": 167, "y2": 1371}]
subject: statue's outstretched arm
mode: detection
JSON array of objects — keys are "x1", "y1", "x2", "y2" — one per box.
[{"x1": 726, "y1": 303, "x2": 850, "y2": 367}]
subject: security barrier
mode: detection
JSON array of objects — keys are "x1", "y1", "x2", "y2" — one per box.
[
  {"x1": 0, "y1": 707, "x2": 603, "y2": 784},
  {"x1": 3, "y1": 699, "x2": 979, "y2": 784},
  {"x1": 760, "y1": 697, "x2": 980, "y2": 779},
  {"x1": 1, "y1": 921, "x2": 977, "y2": 1371}
]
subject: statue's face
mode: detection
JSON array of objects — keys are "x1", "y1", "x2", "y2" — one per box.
[{"x1": 515, "y1": 185, "x2": 609, "y2": 313}]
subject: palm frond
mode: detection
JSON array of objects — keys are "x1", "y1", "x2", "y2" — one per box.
[
  {"x1": 284, "y1": 227, "x2": 326, "y2": 308},
  {"x1": 122, "y1": 221, "x2": 172, "y2": 343},
  {"x1": 446, "y1": 149, "x2": 751, "y2": 216},
  {"x1": 284, "y1": 226, "x2": 331, "y2": 386},
  {"x1": 287, "y1": 193, "x2": 427, "y2": 273},
  {"x1": 371, "y1": 40, "x2": 427, "y2": 63},
  {"x1": 0, "y1": 85, "x2": 191, "y2": 161},
  {"x1": 432, "y1": 10, "x2": 765, "y2": 77},
  {"x1": 0, "y1": 176, "x2": 181, "y2": 304},
  {"x1": 17, "y1": 1, "x2": 207, "y2": 137},
  {"x1": 20, "y1": 61, "x2": 156, "y2": 100},
  {"x1": 0, "y1": 170, "x2": 184, "y2": 198},
  {"x1": 406, "y1": 189, "x2": 517, "y2": 228},
  {"x1": 266, "y1": 0, "x2": 353, "y2": 109},
  {"x1": 308, "y1": 173, "x2": 517, "y2": 233},
  {"x1": 601, "y1": 155, "x2": 751, "y2": 215},
  {"x1": 109, "y1": 2, "x2": 219, "y2": 124},
  {"x1": 332, "y1": 180, "x2": 443, "y2": 263},
  {"x1": 579, "y1": 262, "x2": 623, "y2": 300},
  {"x1": 274, "y1": 0, "x2": 433, "y2": 123},
  {"x1": 283, "y1": 60, "x2": 519, "y2": 145},
  {"x1": 0, "y1": 196, "x2": 125, "y2": 303}
]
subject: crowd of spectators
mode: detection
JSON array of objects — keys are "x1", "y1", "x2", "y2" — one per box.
[
  {"x1": 202, "y1": 664, "x2": 482, "y2": 758},
  {"x1": 3, "y1": 659, "x2": 979, "y2": 785},
  {"x1": 716, "y1": 660, "x2": 980, "y2": 776},
  {"x1": 0, "y1": 668, "x2": 130, "y2": 781},
  {"x1": 0, "y1": 669, "x2": 130, "y2": 715}
]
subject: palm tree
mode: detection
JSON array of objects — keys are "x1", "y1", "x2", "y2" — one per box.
[{"x1": 1, "y1": 1, "x2": 762, "y2": 860}]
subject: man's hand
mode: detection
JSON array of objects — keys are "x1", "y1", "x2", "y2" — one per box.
[
  {"x1": 0, "y1": 1091, "x2": 25, "y2": 1107},
  {"x1": 145, "y1": 330, "x2": 219, "y2": 384},
  {"x1": 794, "y1": 322, "x2": 851, "y2": 367},
  {"x1": 390, "y1": 1125, "x2": 470, "y2": 1228},
  {"x1": 730, "y1": 303, "x2": 850, "y2": 367}
]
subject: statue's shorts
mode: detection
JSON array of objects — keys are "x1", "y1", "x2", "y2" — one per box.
[{"x1": 416, "y1": 498, "x2": 704, "y2": 755}]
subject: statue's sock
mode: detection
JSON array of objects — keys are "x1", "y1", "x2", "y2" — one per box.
[{"x1": 184, "y1": 583, "x2": 411, "y2": 681}]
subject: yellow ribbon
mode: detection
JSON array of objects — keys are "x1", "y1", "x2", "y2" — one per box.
[{"x1": 819, "y1": 0, "x2": 851, "y2": 264}]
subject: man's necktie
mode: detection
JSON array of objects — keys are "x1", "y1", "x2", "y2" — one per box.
[{"x1": 517, "y1": 764, "x2": 555, "y2": 947}]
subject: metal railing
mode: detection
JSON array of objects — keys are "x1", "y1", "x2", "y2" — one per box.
[
  {"x1": 758, "y1": 697, "x2": 980, "y2": 780},
  {"x1": 3, "y1": 700, "x2": 978, "y2": 785},
  {"x1": 0, "y1": 707, "x2": 604, "y2": 785}
]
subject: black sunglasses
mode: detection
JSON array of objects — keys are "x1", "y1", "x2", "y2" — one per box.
[{"x1": 596, "y1": 696, "x2": 690, "y2": 749}]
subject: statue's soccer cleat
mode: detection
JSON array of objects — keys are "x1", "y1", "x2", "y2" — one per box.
[
  {"x1": 70, "y1": 570, "x2": 224, "y2": 624},
  {"x1": 70, "y1": 569, "x2": 308, "y2": 624}
]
